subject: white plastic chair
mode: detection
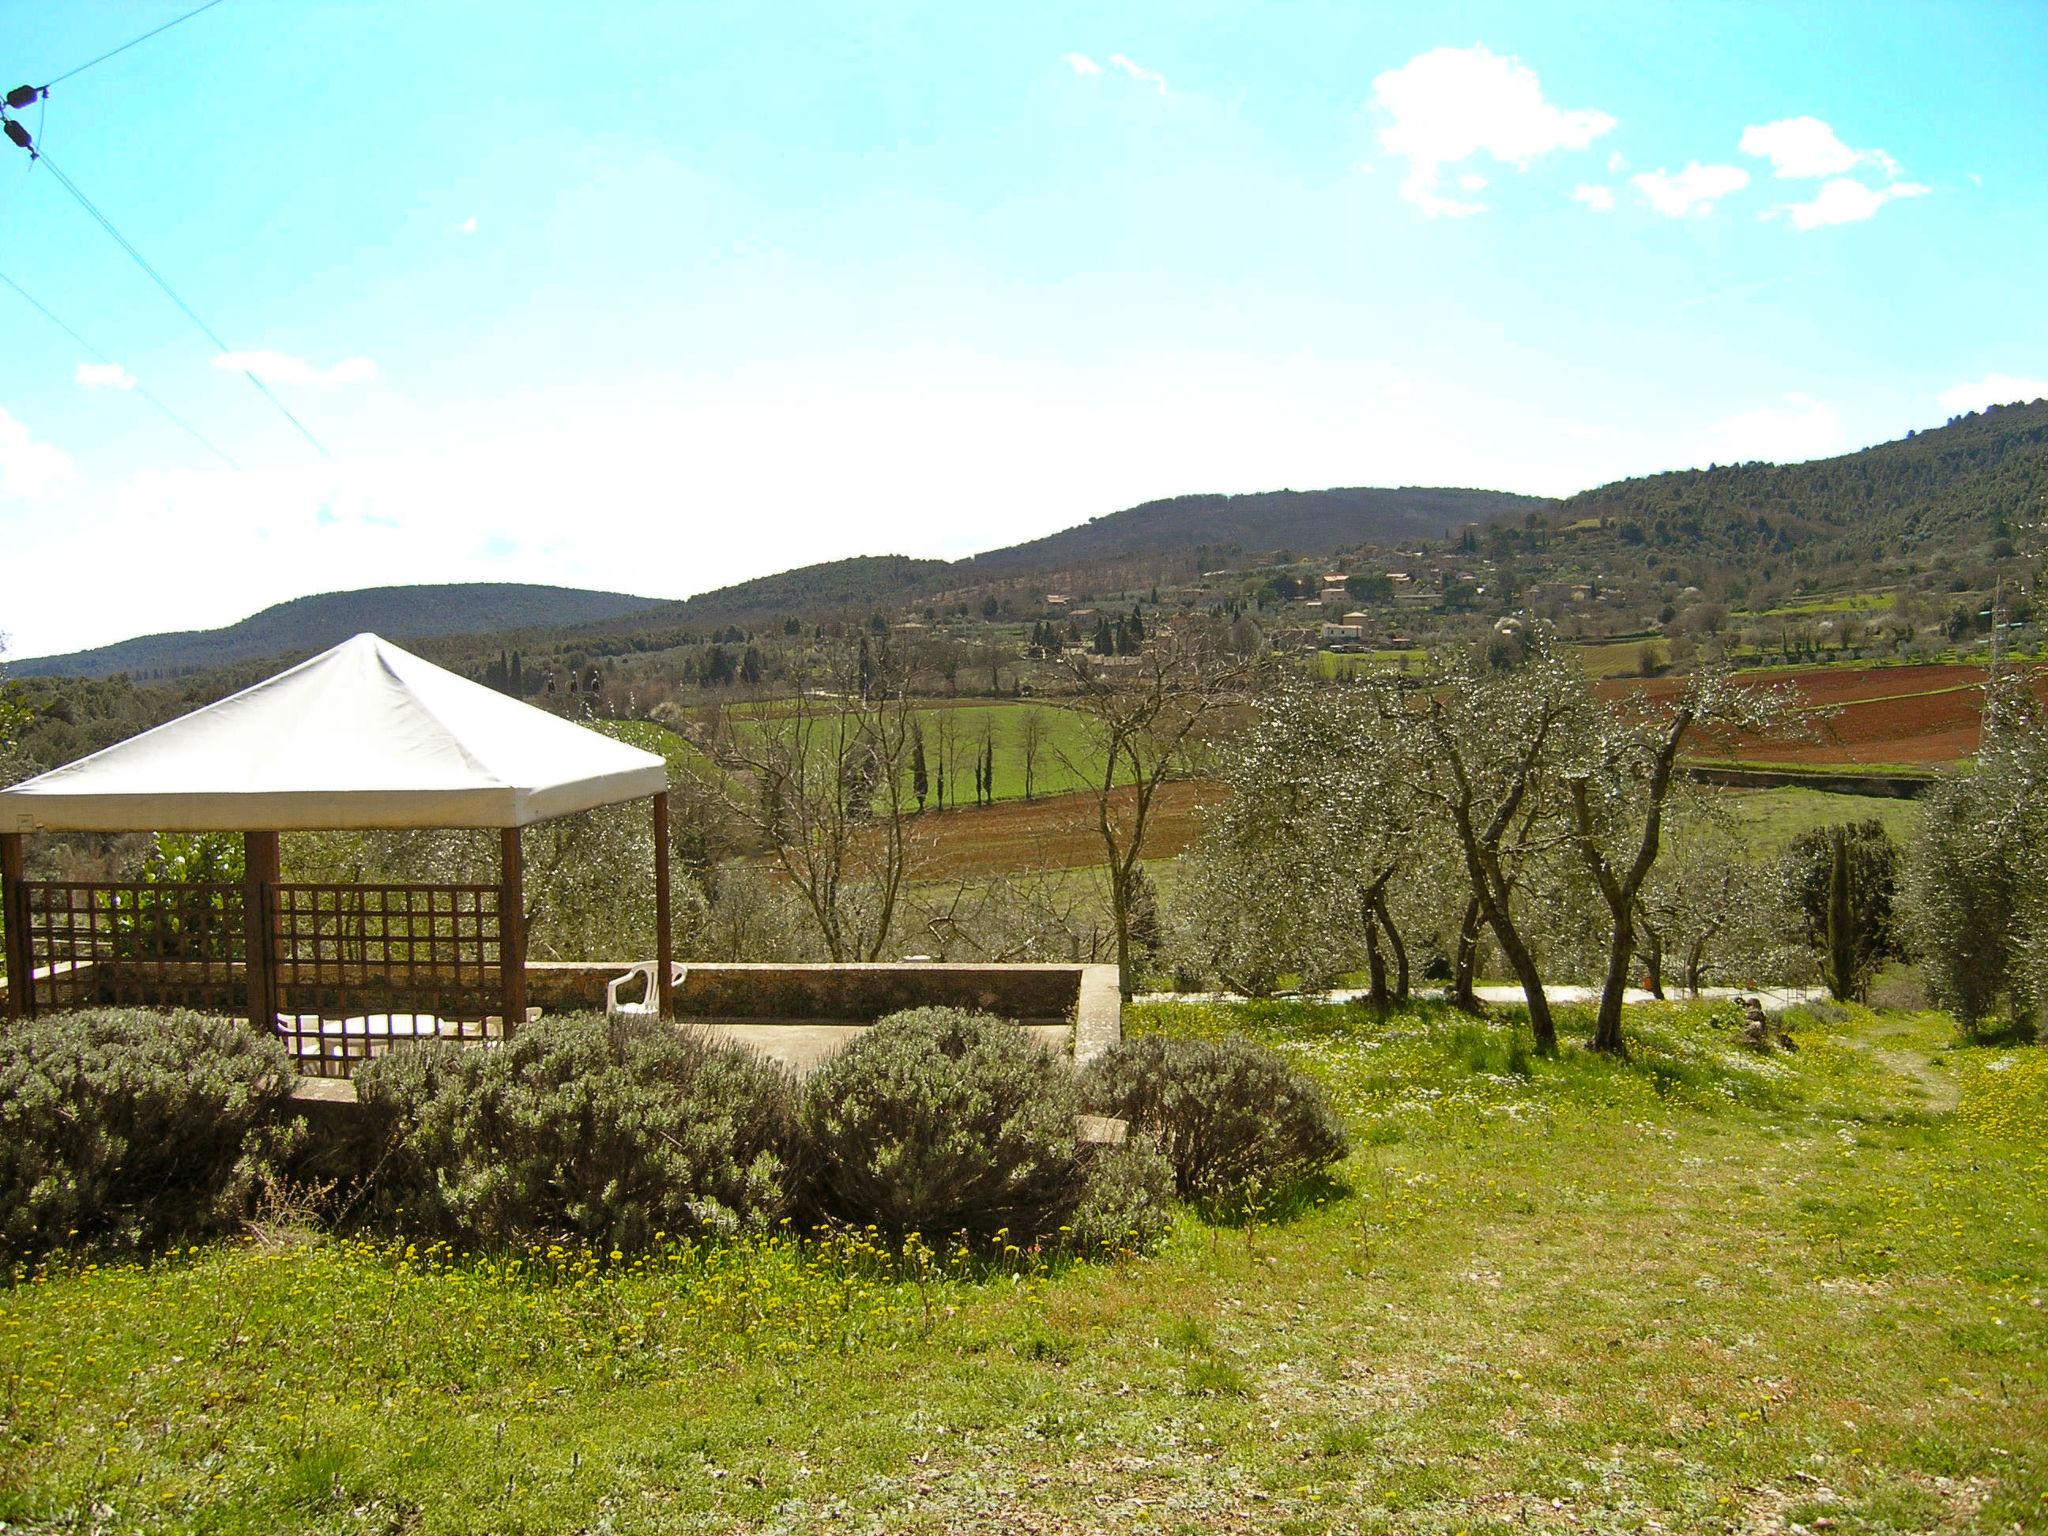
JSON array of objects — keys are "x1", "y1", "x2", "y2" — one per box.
[{"x1": 606, "y1": 962, "x2": 687, "y2": 1017}]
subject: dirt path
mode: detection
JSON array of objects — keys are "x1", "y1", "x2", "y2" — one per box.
[{"x1": 1840, "y1": 1015, "x2": 1961, "y2": 1112}]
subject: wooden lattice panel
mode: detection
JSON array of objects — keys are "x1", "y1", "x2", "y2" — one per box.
[
  {"x1": 19, "y1": 880, "x2": 246, "y2": 1014},
  {"x1": 270, "y1": 882, "x2": 507, "y2": 1077}
]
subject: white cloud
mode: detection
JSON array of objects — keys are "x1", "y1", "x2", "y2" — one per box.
[
  {"x1": 1706, "y1": 392, "x2": 1845, "y2": 465},
  {"x1": 1570, "y1": 183, "x2": 1615, "y2": 212},
  {"x1": 1739, "y1": 116, "x2": 1927, "y2": 231},
  {"x1": 1062, "y1": 51, "x2": 1102, "y2": 76},
  {"x1": 1370, "y1": 45, "x2": 1615, "y2": 218},
  {"x1": 1768, "y1": 176, "x2": 1928, "y2": 230},
  {"x1": 1606, "y1": 149, "x2": 1627, "y2": 174},
  {"x1": 457, "y1": 216, "x2": 478, "y2": 235},
  {"x1": 74, "y1": 361, "x2": 137, "y2": 391},
  {"x1": 1107, "y1": 53, "x2": 1167, "y2": 94},
  {"x1": 213, "y1": 350, "x2": 379, "y2": 387},
  {"x1": 1938, "y1": 374, "x2": 2048, "y2": 415},
  {"x1": 1738, "y1": 116, "x2": 1868, "y2": 179},
  {"x1": 0, "y1": 408, "x2": 74, "y2": 500},
  {"x1": 1457, "y1": 173, "x2": 1488, "y2": 193},
  {"x1": 1631, "y1": 162, "x2": 1749, "y2": 218}
]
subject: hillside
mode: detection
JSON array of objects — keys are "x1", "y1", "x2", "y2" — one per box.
[
  {"x1": 1554, "y1": 399, "x2": 2048, "y2": 575},
  {"x1": 963, "y1": 485, "x2": 1552, "y2": 574},
  {"x1": 12, "y1": 583, "x2": 668, "y2": 680},
  {"x1": 576, "y1": 555, "x2": 954, "y2": 639}
]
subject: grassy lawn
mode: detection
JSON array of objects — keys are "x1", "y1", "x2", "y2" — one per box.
[{"x1": 5, "y1": 1000, "x2": 2043, "y2": 1533}]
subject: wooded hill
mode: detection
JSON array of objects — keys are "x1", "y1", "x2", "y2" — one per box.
[
  {"x1": 960, "y1": 486, "x2": 1553, "y2": 574},
  {"x1": 1551, "y1": 400, "x2": 2048, "y2": 584},
  {"x1": 16, "y1": 401, "x2": 2045, "y2": 683},
  {"x1": 12, "y1": 583, "x2": 667, "y2": 681}
]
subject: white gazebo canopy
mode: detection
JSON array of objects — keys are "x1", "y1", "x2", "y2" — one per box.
[{"x1": 0, "y1": 632, "x2": 668, "y2": 833}]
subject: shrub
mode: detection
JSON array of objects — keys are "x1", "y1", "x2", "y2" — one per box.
[
  {"x1": 1781, "y1": 820, "x2": 1900, "y2": 1002},
  {"x1": 0, "y1": 1007, "x2": 297, "y2": 1254},
  {"x1": 1065, "y1": 1142, "x2": 1175, "y2": 1256},
  {"x1": 354, "y1": 1013, "x2": 800, "y2": 1249},
  {"x1": 1082, "y1": 1034, "x2": 1349, "y2": 1205},
  {"x1": 800, "y1": 1007, "x2": 1081, "y2": 1243}
]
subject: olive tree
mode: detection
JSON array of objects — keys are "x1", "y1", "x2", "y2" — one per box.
[
  {"x1": 1558, "y1": 668, "x2": 1799, "y2": 1053},
  {"x1": 1410, "y1": 622, "x2": 1590, "y2": 1053},
  {"x1": 1172, "y1": 671, "x2": 1426, "y2": 1002},
  {"x1": 1903, "y1": 674, "x2": 2048, "y2": 1036},
  {"x1": 1633, "y1": 811, "x2": 1805, "y2": 998}
]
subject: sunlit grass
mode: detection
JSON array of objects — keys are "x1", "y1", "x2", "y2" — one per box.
[{"x1": 4, "y1": 1000, "x2": 2042, "y2": 1533}]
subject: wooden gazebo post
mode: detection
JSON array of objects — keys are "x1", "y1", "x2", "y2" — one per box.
[
  {"x1": 1, "y1": 831, "x2": 26, "y2": 1020},
  {"x1": 242, "y1": 831, "x2": 280, "y2": 1032},
  {"x1": 500, "y1": 827, "x2": 527, "y2": 1032},
  {"x1": 653, "y1": 791, "x2": 674, "y2": 1018}
]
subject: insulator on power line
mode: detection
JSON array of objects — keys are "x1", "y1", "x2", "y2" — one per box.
[
  {"x1": 5, "y1": 85, "x2": 42, "y2": 110},
  {"x1": 3, "y1": 120, "x2": 34, "y2": 156}
]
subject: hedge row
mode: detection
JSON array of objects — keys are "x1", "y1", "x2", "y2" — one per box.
[{"x1": 0, "y1": 1006, "x2": 1348, "y2": 1259}]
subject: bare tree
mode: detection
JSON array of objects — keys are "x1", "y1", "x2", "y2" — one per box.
[
  {"x1": 1057, "y1": 622, "x2": 1261, "y2": 998},
  {"x1": 1017, "y1": 708, "x2": 1046, "y2": 802},
  {"x1": 707, "y1": 645, "x2": 919, "y2": 962}
]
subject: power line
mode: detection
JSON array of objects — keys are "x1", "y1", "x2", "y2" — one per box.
[
  {"x1": 0, "y1": 265, "x2": 240, "y2": 469},
  {"x1": 34, "y1": 149, "x2": 331, "y2": 457},
  {"x1": 1, "y1": 265, "x2": 243, "y2": 468},
  {"x1": 37, "y1": 0, "x2": 232, "y2": 91}
]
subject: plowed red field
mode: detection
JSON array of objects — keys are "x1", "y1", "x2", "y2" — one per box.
[
  {"x1": 914, "y1": 780, "x2": 1215, "y2": 877},
  {"x1": 1606, "y1": 661, "x2": 2045, "y2": 767}
]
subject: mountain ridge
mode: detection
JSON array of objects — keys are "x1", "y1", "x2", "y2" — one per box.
[{"x1": 10, "y1": 582, "x2": 669, "y2": 680}]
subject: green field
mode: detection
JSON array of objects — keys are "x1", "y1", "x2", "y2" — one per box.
[
  {"x1": 5, "y1": 1000, "x2": 2042, "y2": 1532},
  {"x1": 706, "y1": 701, "x2": 1116, "y2": 808},
  {"x1": 1572, "y1": 636, "x2": 1667, "y2": 678},
  {"x1": 1310, "y1": 649, "x2": 1429, "y2": 677},
  {"x1": 1718, "y1": 785, "x2": 1924, "y2": 847},
  {"x1": 1744, "y1": 590, "x2": 1896, "y2": 621}
]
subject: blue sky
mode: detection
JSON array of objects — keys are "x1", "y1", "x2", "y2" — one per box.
[{"x1": 1, "y1": 0, "x2": 2044, "y2": 656}]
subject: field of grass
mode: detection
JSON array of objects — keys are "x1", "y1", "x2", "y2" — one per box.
[
  {"x1": 5, "y1": 1000, "x2": 2042, "y2": 1533},
  {"x1": 1572, "y1": 637, "x2": 1665, "y2": 679},
  {"x1": 710, "y1": 700, "x2": 1115, "y2": 809},
  {"x1": 1310, "y1": 650, "x2": 1429, "y2": 677},
  {"x1": 1718, "y1": 785, "x2": 1924, "y2": 847},
  {"x1": 1743, "y1": 591, "x2": 1897, "y2": 621}
]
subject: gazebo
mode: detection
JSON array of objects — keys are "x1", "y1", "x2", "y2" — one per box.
[{"x1": 0, "y1": 633, "x2": 673, "y2": 1074}]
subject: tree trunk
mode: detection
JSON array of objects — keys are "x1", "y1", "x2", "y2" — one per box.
[
  {"x1": 1373, "y1": 890, "x2": 1410, "y2": 1004},
  {"x1": 1489, "y1": 908, "x2": 1557, "y2": 1054},
  {"x1": 1452, "y1": 898, "x2": 1483, "y2": 1013},
  {"x1": 1825, "y1": 827, "x2": 1857, "y2": 1002},
  {"x1": 1591, "y1": 914, "x2": 1633, "y2": 1055},
  {"x1": 1640, "y1": 924, "x2": 1666, "y2": 1000},
  {"x1": 1684, "y1": 938, "x2": 1707, "y2": 996},
  {"x1": 1362, "y1": 909, "x2": 1388, "y2": 1007}
]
